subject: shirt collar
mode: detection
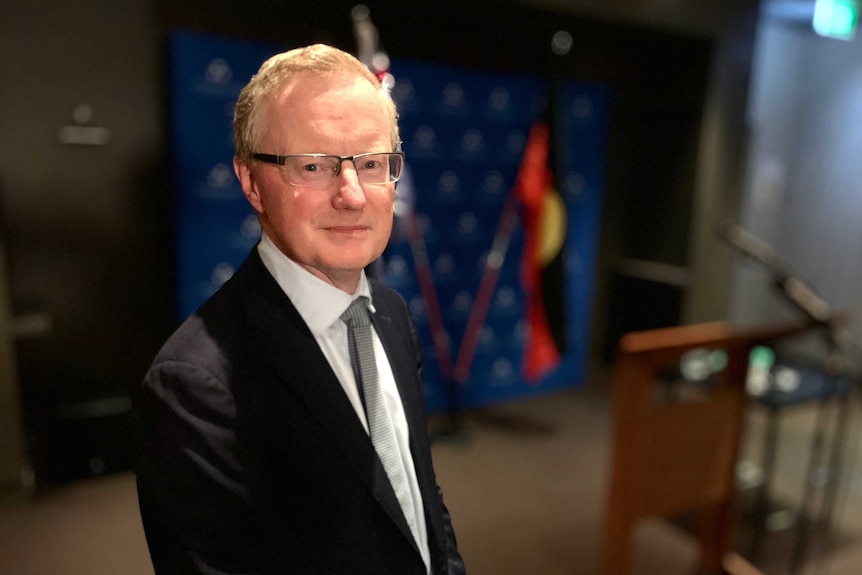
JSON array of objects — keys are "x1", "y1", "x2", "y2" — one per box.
[{"x1": 257, "y1": 233, "x2": 373, "y2": 336}]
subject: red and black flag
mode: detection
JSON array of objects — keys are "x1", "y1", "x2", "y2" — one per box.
[{"x1": 513, "y1": 120, "x2": 566, "y2": 382}]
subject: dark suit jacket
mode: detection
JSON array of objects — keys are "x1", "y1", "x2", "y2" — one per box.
[{"x1": 135, "y1": 249, "x2": 465, "y2": 574}]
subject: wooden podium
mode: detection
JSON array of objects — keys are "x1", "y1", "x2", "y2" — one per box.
[{"x1": 598, "y1": 320, "x2": 812, "y2": 575}]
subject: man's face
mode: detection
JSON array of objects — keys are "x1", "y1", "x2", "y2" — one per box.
[{"x1": 234, "y1": 72, "x2": 395, "y2": 293}]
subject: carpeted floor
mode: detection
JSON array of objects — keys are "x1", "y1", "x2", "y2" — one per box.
[{"x1": 1, "y1": 372, "x2": 860, "y2": 575}]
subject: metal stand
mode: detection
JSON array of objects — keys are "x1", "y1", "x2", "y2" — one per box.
[{"x1": 721, "y1": 221, "x2": 861, "y2": 573}]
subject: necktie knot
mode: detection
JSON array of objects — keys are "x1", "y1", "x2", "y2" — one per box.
[{"x1": 341, "y1": 296, "x2": 371, "y2": 328}]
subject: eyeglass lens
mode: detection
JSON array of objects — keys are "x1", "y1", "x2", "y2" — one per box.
[{"x1": 284, "y1": 153, "x2": 402, "y2": 186}]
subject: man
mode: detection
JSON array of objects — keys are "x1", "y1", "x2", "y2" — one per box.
[{"x1": 135, "y1": 44, "x2": 465, "y2": 575}]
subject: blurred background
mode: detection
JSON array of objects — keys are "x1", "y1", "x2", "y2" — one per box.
[{"x1": 1, "y1": 0, "x2": 862, "y2": 573}]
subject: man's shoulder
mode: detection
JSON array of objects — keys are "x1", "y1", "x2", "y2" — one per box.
[
  {"x1": 150, "y1": 253, "x2": 263, "y2": 373},
  {"x1": 149, "y1": 312, "x2": 231, "y2": 377}
]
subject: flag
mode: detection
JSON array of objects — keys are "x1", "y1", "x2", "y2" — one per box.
[{"x1": 513, "y1": 121, "x2": 564, "y2": 382}]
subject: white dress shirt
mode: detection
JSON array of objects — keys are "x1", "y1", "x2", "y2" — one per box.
[{"x1": 257, "y1": 234, "x2": 430, "y2": 573}]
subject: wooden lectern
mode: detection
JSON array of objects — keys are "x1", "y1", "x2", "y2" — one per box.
[{"x1": 598, "y1": 320, "x2": 811, "y2": 575}]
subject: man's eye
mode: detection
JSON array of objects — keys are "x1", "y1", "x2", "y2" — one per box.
[
  {"x1": 360, "y1": 160, "x2": 380, "y2": 170},
  {"x1": 301, "y1": 163, "x2": 320, "y2": 173}
]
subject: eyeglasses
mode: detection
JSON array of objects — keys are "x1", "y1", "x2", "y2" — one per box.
[{"x1": 252, "y1": 152, "x2": 404, "y2": 186}]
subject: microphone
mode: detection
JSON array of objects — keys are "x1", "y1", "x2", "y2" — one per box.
[
  {"x1": 718, "y1": 220, "x2": 832, "y2": 325},
  {"x1": 717, "y1": 219, "x2": 783, "y2": 271}
]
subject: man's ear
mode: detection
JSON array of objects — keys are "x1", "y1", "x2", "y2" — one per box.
[{"x1": 234, "y1": 157, "x2": 263, "y2": 214}]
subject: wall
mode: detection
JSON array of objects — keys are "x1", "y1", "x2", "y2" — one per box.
[
  {"x1": 0, "y1": 0, "x2": 173, "y2": 483},
  {"x1": 0, "y1": 240, "x2": 26, "y2": 495},
  {"x1": 523, "y1": 0, "x2": 728, "y2": 37},
  {"x1": 730, "y1": 16, "x2": 862, "y2": 351},
  {"x1": 684, "y1": 0, "x2": 761, "y2": 324}
]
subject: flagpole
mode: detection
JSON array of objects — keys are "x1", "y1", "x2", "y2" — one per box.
[{"x1": 350, "y1": 4, "x2": 467, "y2": 439}]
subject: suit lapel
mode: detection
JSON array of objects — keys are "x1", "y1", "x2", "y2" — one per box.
[{"x1": 237, "y1": 253, "x2": 419, "y2": 551}]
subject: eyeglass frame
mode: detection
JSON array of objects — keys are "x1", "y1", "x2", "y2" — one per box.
[{"x1": 251, "y1": 151, "x2": 405, "y2": 186}]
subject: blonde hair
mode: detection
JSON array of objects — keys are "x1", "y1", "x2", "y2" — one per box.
[{"x1": 233, "y1": 44, "x2": 399, "y2": 162}]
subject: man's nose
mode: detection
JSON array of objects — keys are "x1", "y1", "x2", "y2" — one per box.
[{"x1": 334, "y1": 159, "x2": 366, "y2": 207}]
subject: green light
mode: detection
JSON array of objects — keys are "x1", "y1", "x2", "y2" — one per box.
[
  {"x1": 749, "y1": 346, "x2": 775, "y2": 370},
  {"x1": 814, "y1": 0, "x2": 859, "y2": 40}
]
